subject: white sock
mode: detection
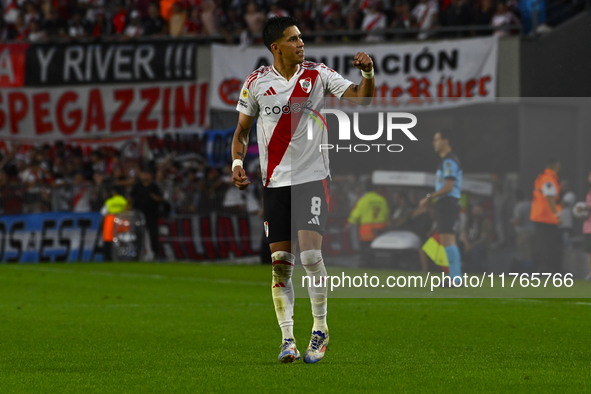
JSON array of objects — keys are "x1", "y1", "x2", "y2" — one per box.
[
  {"x1": 301, "y1": 250, "x2": 328, "y2": 332},
  {"x1": 280, "y1": 324, "x2": 294, "y2": 340},
  {"x1": 271, "y1": 251, "x2": 295, "y2": 338}
]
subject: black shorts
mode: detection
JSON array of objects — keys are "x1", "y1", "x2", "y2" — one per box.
[
  {"x1": 584, "y1": 234, "x2": 591, "y2": 254},
  {"x1": 263, "y1": 177, "x2": 330, "y2": 244},
  {"x1": 434, "y1": 197, "x2": 460, "y2": 234}
]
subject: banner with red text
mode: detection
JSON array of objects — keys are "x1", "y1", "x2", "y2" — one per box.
[
  {"x1": 211, "y1": 37, "x2": 497, "y2": 112},
  {"x1": 0, "y1": 83, "x2": 209, "y2": 141},
  {"x1": 0, "y1": 41, "x2": 208, "y2": 141}
]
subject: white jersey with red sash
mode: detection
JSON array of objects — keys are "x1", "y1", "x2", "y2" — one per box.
[{"x1": 236, "y1": 61, "x2": 353, "y2": 188}]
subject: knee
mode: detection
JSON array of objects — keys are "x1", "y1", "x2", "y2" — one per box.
[
  {"x1": 271, "y1": 251, "x2": 295, "y2": 278},
  {"x1": 300, "y1": 250, "x2": 325, "y2": 274}
]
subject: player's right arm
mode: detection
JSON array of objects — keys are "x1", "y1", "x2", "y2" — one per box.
[{"x1": 231, "y1": 112, "x2": 255, "y2": 190}]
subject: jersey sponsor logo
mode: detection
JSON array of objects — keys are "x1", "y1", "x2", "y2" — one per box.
[
  {"x1": 263, "y1": 86, "x2": 277, "y2": 96},
  {"x1": 299, "y1": 77, "x2": 312, "y2": 93},
  {"x1": 308, "y1": 216, "x2": 320, "y2": 225},
  {"x1": 238, "y1": 98, "x2": 248, "y2": 108},
  {"x1": 241, "y1": 88, "x2": 249, "y2": 98},
  {"x1": 264, "y1": 221, "x2": 269, "y2": 237},
  {"x1": 263, "y1": 100, "x2": 313, "y2": 115}
]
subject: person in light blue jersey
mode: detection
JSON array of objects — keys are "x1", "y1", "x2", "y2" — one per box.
[{"x1": 420, "y1": 130, "x2": 463, "y2": 285}]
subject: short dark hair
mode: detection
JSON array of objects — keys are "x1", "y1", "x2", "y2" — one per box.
[
  {"x1": 263, "y1": 16, "x2": 298, "y2": 52},
  {"x1": 437, "y1": 129, "x2": 454, "y2": 144}
]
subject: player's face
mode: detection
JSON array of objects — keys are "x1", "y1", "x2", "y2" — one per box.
[
  {"x1": 276, "y1": 26, "x2": 305, "y2": 65},
  {"x1": 432, "y1": 132, "x2": 445, "y2": 153}
]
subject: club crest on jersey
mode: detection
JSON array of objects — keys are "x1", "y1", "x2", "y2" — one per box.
[
  {"x1": 264, "y1": 221, "x2": 269, "y2": 237},
  {"x1": 299, "y1": 77, "x2": 312, "y2": 93}
]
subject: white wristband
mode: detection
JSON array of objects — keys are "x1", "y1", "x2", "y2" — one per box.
[
  {"x1": 232, "y1": 159, "x2": 243, "y2": 171},
  {"x1": 361, "y1": 68, "x2": 374, "y2": 79}
]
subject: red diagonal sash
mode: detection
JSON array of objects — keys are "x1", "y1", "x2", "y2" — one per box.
[{"x1": 264, "y1": 69, "x2": 318, "y2": 187}]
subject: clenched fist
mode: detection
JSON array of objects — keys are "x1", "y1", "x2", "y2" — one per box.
[{"x1": 352, "y1": 52, "x2": 374, "y2": 72}]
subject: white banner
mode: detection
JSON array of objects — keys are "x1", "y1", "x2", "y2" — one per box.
[
  {"x1": 0, "y1": 82, "x2": 209, "y2": 141},
  {"x1": 211, "y1": 37, "x2": 498, "y2": 112}
]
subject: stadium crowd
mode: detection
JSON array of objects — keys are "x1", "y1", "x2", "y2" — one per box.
[
  {"x1": 3, "y1": 0, "x2": 573, "y2": 43},
  {"x1": 1, "y1": 142, "x2": 589, "y2": 276},
  {"x1": 0, "y1": 142, "x2": 260, "y2": 216}
]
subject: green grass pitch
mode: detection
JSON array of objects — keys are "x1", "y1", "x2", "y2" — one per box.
[{"x1": 0, "y1": 262, "x2": 590, "y2": 393}]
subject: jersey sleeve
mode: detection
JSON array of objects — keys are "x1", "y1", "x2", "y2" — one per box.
[
  {"x1": 541, "y1": 181, "x2": 558, "y2": 197},
  {"x1": 235, "y1": 79, "x2": 259, "y2": 117},
  {"x1": 320, "y1": 64, "x2": 353, "y2": 99},
  {"x1": 442, "y1": 158, "x2": 459, "y2": 180}
]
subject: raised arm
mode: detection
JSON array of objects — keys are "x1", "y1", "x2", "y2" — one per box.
[
  {"x1": 341, "y1": 52, "x2": 375, "y2": 106},
  {"x1": 231, "y1": 112, "x2": 255, "y2": 190}
]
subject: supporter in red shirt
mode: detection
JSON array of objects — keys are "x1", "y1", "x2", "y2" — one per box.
[{"x1": 112, "y1": 3, "x2": 128, "y2": 34}]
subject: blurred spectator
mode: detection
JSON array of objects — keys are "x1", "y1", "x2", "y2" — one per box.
[
  {"x1": 389, "y1": 0, "x2": 415, "y2": 39},
  {"x1": 293, "y1": 6, "x2": 315, "y2": 34},
  {"x1": 43, "y1": 7, "x2": 68, "y2": 39},
  {"x1": 491, "y1": 172, "x2": 511, "y2": 246},
  {"x1": 183, "y1": 6, "x2": 203, "y2": 36},
  {"x1": 244, "y1": 0, "x2": 265, "y2": 36},
  {"x1": 71, "y1": 172, "x2": 92, "y2": 212},
  {"x1": 3, "y1": 0, "x2": 21, "y2": 25},
  {"x1": 346, "y1": 4, "x2": 363, "y2": 34},
  {"x1": 92, "y1": 10, "x2": 113, "y2": 38},
  {"x1": 221, "y1": 8, "x2": 245, "y2": 43},
  {"x1": 268, "y1": 0, "x2": 289, "y2": 18},
  {"x1": 361, "y1": 0, "x2": 387, "y2": 41},
  {"x1": 460, "y1": 204, "x2": 492, "y2": 272},
  {"x1": 440, "y1": 0, "x2": 472, "y2": 36},
  {"x1": 168, "y1": 2, "x2": 186, "y2": 37},
  {"x1": 131, "y1": 170, "x2": 164, "y2": 258},
  {"x1": 143, "y1": 3, "x2": 166, "y2": 36},
  {"x1": 491, "y1": 1, "x2": 519, "y2": 36},
  {"x1": 10, "y1": 13, "x2": 29, "y2": 41},
  {"x1": 200, "y1": 0, "x2": 220, "y2": 35},
  {"x1": 519, "y1": 0, "x2": 546, "y2": 34},
  {"x1": 68, "y1": 11, "x2": 91, "y2": 38},
  {"x1": 160, "y1": 0, "x2": 176, "y2": 21},
  {"x1": 112, "y1": 2, "x2": 128, "y2": 34},
  {"x1": 391, "y1": 191, "x2": 414, "y2": 229},
  {"x1": 23, "y1": 1, "x2": 39, "y2": 26},
  {"x1": 0, "y1": 170, "x2": 23, "y2": 214},
  {"x1": 28, "y1": 19, "x2": 47, "y2": 41},
  {"x1": 558, "y1": 179, "x2": 576, "y2": 243},
  {"x1": 124, "y1": 10, "x2": 144, "y2": 37},
  {"x1": 530, "y1": 158, "x2": 563, "y2": 274},
  {"x1": 197, "y1": 167, "x2": 225, "y2": 213},
  {"x1": 511, "y1": 189, "x2": 534, "y2": 271},
  {"x1": 412, "y1": 0, "x2": 439, "y2": 39},
  {"x1": 323, "y1": 3, "x2": 346, "y2": 41},
  {"x1": 472, "y1": 0, "x2": 494, "y2": 34},
  {"x1": 348, "y1": 185, "x2": 390, "y2": 264},
  {"x1": 577, "y1": 171, "x2": 591, "y2": 280}
]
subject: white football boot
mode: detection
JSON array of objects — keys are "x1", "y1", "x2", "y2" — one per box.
[
  {"x1": 278, "y1": 338, "x2": 301, "y2": 364},
  {"x1": 303, "y1": 330, "x2": 329, "y2": 364}
]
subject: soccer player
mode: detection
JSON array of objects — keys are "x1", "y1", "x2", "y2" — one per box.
[
  {"x1": 419, "y1": 130, "x2": 463, "y2": 285},
  {"x1": 231, "y1": 16, "x2": 375, "y2": 364}
]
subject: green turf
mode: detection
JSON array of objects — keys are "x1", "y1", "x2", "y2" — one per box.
[{"x1": 0, "y1": 262, "x2": 590, "y2": 393}]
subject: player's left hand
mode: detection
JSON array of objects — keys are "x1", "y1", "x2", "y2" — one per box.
[
  {"x1": 419, "y1": 196, "x2": 429, "y2": 208},
  {"x1": 352, "y1": 52, "x2": 373, "y2": 72}
]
